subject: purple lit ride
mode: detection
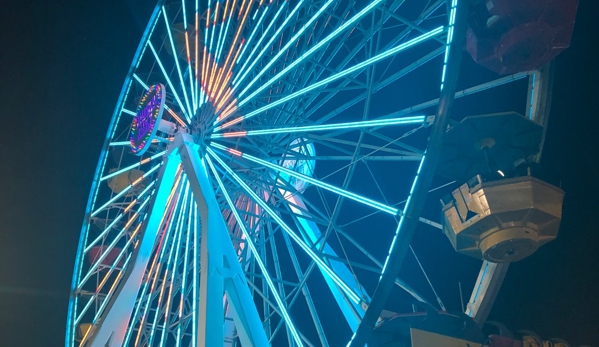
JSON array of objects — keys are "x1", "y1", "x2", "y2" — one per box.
[{"x1": 66, "y1": 0, "x2": 575, "y2": 346}]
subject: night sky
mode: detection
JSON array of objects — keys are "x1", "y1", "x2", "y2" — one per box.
[{"x1": 1, "y1": 1, "x2": 598, "y2": 346}]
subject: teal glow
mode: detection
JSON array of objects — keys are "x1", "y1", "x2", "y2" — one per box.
[
  {"x1": 211, "y1": 115, "x2": 425, "y2": 138},
  {"x1": 100, "y1": 151, "x2": 166, "y2": 182},
  {"x1": 148, "y1": 180, "x2": 188, "y2": 347},
  {"x1": 217, "y1": 26, "x2": 444, "y2": 131},
  {"x1": 211, "y1": 143, "x2": 399, "y2": 215},
  {"x1": 148, "y1": 42, "x2": 191, "y2": 123},
  {"x1": 90, "y1": 164, "x2": 160, "y2": 217},
  {"x1": 237, "y1": 0, "x2": 316, "y2": 97},
  {"x1": 237, "y1": 5, "x2": 270, "y2": 63},
  {"x1": 162, "y1": 6, "x2": 192, "y2": 116},
  {"x1": 158, "y1": 181, "x2": 190, "y2": 347},
  {"x1": 206, "y1": 147, "x2": 361, "y2": 304},
  {"x1": 81, "y1": 196, "x2": 152, "y2": 285},
  {"x1": 175, "y1": 192, "x2": 193, "y2": 347},
  {"x1": 232, "y1": 2, "x2": 288, "y2": 86},
  {"x1": 124, "y1": 177, "x2": 185, "y2": 347},
  {"x1": 235, "y1": 0, "x2": 386, "y2": 110},
  {"x1": 109, "y1": 141, "x2": 132, "y2": 147},
  {"x1": 122, "y1": 108, "x2": 136, "y2": 116},
  {"x1": 205, "y1": 155, "x2": 304, "y2": 346}
]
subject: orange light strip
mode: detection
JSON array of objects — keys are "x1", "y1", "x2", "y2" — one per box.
[
  {"x1": 213, "y1": 0, "x2": 249, "y2": 93},
  {"x1": 216, "y1": 87, "x2": 234, "y2": 111},
  {"x1": 201, "y1": 7, "x2": 211, "y2": 102},
  {"x1": 227, "y1": 148, "x2": 242, "y2": 156},
  {"x1": 214, "y1": 37, "x2": 244, "y2": 104},
  {"x1": 123, "y1": 199, "x2": 137, "y2": 214},
  {"x1": 218, "y1": 104, "x2": 237, "y2": 121},
  {"x1": 167, "y1": 107, "x2": 186, "y2": 126},
  {"x1": 222, "y1": 131, "x2": 247, "y2": 137}
]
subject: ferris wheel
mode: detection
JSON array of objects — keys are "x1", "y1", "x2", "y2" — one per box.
[{"x1": 66, "y1": 0, "x2": 573, "y2": 346}]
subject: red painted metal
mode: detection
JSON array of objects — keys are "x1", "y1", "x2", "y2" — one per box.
[
  {"x1": 88, "y1": 245, "x2": 126, "y2": 268},
  {"x1": 466, "y1": 0, "x2": 578, "y2": 74}
]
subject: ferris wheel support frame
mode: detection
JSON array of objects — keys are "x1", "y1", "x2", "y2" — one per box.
[
  {"x1": 176, "y1": 133, "x2": 270, "y2": 347},
  {"x1": 349, "y1": 0, "x2": 469, "y2": 345},
  {"x1": 84, "y1": 132, "x2": 271, "y2": 347}
]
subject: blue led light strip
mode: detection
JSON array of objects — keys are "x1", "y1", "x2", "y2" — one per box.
[
  {"x1": 127, "y1": 174, "x2": 185, "y2": 347},
  {"x1": 233, "y1": 0, "x2": 306, "y2": 89},
  {"x1": 216, "y1": 26, "x2": 444, "y2": 131},
  {"x1": 206, "y1": 147, "x2": 361, "y2": 304},
  {"x1": 211, "y1": 115, "x2": 425, "y2": 138},
  {"x1": 158, "y1": 181, "x2": 190, "y2": 347},
  {"x1": 233, "y1": 0, "x2": 386, "y2": 112},
  {"x1": 122, "y1": 108, "x2": 137, "y2": 116},
  {"x1": 100, "y1": 151, "x2": 166, "y2": 182},
  {"x1": 175, "y1": 192, "x2": 193, "y2": 347},
  {"x1": 237, "y1": 0, "x2": 332, "y2": 98},
  {"x1": 162, "y1": 6, "x2": 193, "y2": 117},
  {"x1": 148, "y1": 180, "x2": 189, "y2": 347},
  {"x1": 80, "y1": 195, "x2": 153, "y2": 286},
  {"x1": 231, "y1": 2, "x2": 288, "y2": 86},
  {"x1": 205, "y1": 155, "x2": 304, "y2": 346},
  {"x1": 236, "y1": 5, "x2": 269, "y2": 63},
  {"x1": 148, "y1": 42, "x2": 192, "y2": 123},
  {"x1": 211, "y1": 143, "x2": 398, "y2": 215},
  {"x1": 90, "y1": 163, "x2": 161, "y2": 217}
]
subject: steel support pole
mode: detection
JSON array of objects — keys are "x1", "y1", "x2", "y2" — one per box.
[
  {"x1": 175, "y1": 133, "x2": 269, "y2": 347},
  {"x1": 348, "y1": 1, "x2": 469, "y2": 345}
]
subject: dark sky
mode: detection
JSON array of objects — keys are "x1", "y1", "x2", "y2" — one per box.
[{"x1": 0, "y1": 1, "x2": 598, "y2": 346}]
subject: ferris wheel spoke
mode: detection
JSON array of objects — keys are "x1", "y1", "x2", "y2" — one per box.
[
  {"x1": 148, "y1": 42, "x2": 192, "y2": 122},
  {"x1": 213, "y1": 0, "x2": 233, "y2": 64},
  {"x1": 84, "y1": 184, "x2": 155, "y2": 254},
  {"x1": 100, "y1": 151, "x2": 166, "y2": 182},
  {"x1": 301, "y1": 46, "x2": 444, "y2": 132},
  {"x1": 210, "y1": 143, "x2": 400, "y2": 216},
  {"x1": 232, "y1": 0, "x2": 386, "y2": 115},
  {"x1": 211, "y1": 115, "x2": 424, "y2": 138},
  {"x1": 215, "y1": 26, "x2": 444, "y2": 132},
  {"x1": 206, "y1": 155, "x2": 304, "y2": 346},
  {"x1": 162, "y1": 7, "x2": 193, "y2": 118},
  {"x1": 280, "y1": 230, "x2": 330, "y2": 347},
  {"x1": 90, "y1": 162, "x2": 162, "y2": 218},
  {"x1": 79, "y1": 194, "x2": 153, "y2": 288},
  {"x1": 207, "y1": 147, "x2": 362, "y2": 305},
  {"x1": 235, "y1": 3, "x2": 269, "y2": 65},
  {"x1": 287, "y1": 4, "x2": 444, "y2": 131},
  {"x1": 230, "y1": 1, "x2": 288, "y2": 88},
  {"x1": 210, "y1": 0, "x2": 252, "y2": 106},
  {"x1": 236, "y1": 0, "x2": 334, "y2": 100},
  {"x1": 179, "y1": 0, "x2": 197, "y2": 111},
  {"x1": 122, "y1": 108, "x2": 137, "y2": 116}
]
